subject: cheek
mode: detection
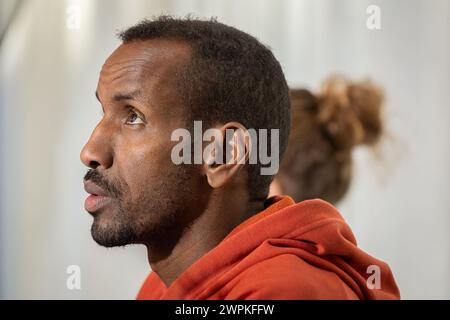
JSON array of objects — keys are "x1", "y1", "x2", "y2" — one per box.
[{"x1": 114, "y1": 137, "x2": 172, "y2": 194}]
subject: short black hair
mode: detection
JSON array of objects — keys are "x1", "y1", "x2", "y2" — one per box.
[{"x1": 118, "y1": 15, "x2": 291, "y2": 200}]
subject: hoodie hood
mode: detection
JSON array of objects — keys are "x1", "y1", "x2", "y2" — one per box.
[{"x1": 137, "y1": 196, "x2": 400, "y2": 300}]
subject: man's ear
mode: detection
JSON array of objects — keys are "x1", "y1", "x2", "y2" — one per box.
[{"x1": 203, "y1": 122, "x2": 251, "y2": 189}]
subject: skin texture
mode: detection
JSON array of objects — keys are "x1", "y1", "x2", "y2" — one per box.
[
  {"x1": 80, "y1": 39, "x2": 265, "y2": 287},
  {"x1": 268, "y1": 178, "x2": 283, "y2": 198}
]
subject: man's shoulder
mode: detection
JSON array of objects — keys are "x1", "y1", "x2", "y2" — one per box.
[
  {"x1": 240, "y1": 253, "x2": 329, "y2": 287},
  {"x1": 225, "y1": 253, "x2": 354, "y2": 299}
]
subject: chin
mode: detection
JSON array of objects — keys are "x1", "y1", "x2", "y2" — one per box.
[{"x1": 90, "y1": 215, "x2": 138, "y2": 248}]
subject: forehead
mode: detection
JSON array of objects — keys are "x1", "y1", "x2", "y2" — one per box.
[{"x1": 98, "y1": 39, "x2": 191, "y2": 96}]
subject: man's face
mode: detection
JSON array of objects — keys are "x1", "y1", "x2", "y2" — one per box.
[{"x1": 80, "y1": 40, "x2": 202, "y2": 247}]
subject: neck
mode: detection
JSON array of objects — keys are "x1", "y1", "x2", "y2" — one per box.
[{"x1": 146, "y1": 195, "x2": 265, "y2": 288}]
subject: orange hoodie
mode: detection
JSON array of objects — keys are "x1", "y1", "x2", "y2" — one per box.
[{"x1": 136, "y1": 196, "x2": 400, "y2": 299}]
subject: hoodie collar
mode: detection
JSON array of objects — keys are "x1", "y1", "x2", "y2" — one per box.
[{"x1": 223, "y1": 195, "x2": 295, "y2": 241}]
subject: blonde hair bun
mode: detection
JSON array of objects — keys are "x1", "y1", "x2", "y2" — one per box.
[{"x1": 317, "y1": 75, "x2": 384, "y2": 151}]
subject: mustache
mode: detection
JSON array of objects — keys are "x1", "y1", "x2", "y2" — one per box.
[{"x1": 84, "y1": 169, "x2": 122, "y2": 199}]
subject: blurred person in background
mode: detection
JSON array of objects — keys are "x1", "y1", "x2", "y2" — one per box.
[{"x1": 270, "y1": 76, "x2": 384, "y2": 205}]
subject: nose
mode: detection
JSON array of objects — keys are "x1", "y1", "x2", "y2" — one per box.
[{"x1": 80, "y1": 121, "x2": 113, "y2": 170}]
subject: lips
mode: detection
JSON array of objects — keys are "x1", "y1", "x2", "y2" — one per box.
[{"x1": 83, "y1": 180, "x2": 112, "y2": 213}]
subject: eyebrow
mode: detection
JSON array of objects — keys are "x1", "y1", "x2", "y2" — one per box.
[{"x1": 95, "y1": 90, "x2": 143, "y2": 103}]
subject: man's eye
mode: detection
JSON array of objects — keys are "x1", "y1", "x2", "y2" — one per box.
[{"x1": 125, "y1": 110, "x2": 145, "y2": 125}]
